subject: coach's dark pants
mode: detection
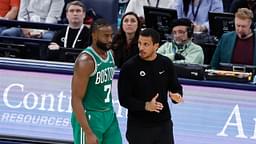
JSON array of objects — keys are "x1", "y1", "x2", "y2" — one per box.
[{"x1": 126, "y1": 120, "x2": 174, "y2": 144}]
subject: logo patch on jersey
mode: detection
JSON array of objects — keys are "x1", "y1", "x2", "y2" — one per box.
[
  {"x1": 61, "y1": 37, "x2": 65, "y2": 42},
  {"x1": 139, "y1": 71, "x2": 146, "y2": 77}
]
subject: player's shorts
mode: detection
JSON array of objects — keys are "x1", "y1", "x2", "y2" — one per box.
[{"x1": 71, "y1": 110, "x2": 122, "y2": 144}]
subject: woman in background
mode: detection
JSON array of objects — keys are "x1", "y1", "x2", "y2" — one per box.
[{"x1": 112, "y1": 12, "x2": 141, "y2": 68}]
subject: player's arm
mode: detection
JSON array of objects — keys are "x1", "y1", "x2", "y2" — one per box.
[{"x1": 71, "y1": 53, "x2": 98, "y2": 143}]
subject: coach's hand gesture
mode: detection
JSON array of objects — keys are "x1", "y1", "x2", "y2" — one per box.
[
  {"x1": 145, "y1": 93, "x2": 164, "y2": 113},
  {"x1": 169, "y1": 92, "x2": 183, "y2": 103}
]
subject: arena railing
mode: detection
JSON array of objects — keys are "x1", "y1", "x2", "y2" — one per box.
[{"x1": 0, "y1": 19, "x2": 67, "y2": 60}]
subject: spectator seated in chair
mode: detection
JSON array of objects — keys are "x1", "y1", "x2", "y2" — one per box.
[
  {"x1": 158, "y1": 18, "x2": 204, "y2": 64},
  {"x1": 111, "y1": 12, "x2": 141, "y2": 68},
  {"x1": 211, "y1": 8, "x2": 256, "y2": 69},
  {"x1": 48, "y1": 0, "x2": 90, "y2": 62}
]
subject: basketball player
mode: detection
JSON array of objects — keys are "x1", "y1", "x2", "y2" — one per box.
[{"x1": 71, "y1": 19, "x2": 122, "y2": 144}]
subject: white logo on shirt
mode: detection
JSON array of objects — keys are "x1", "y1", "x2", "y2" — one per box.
[
  {"x1": 97, "y1": 62, "x2": 102, "y2": 66},
  {"x1": 61, "y1": 37, "x2": 65, "y2": 42},
  {"x1": 159, "y1": 70, "x2": 165, "y2": 75},
  {"x1": 140, "y1": 71, "x2": 146, "y2": 76}
]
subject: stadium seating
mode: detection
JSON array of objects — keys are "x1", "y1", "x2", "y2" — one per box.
[{"x1": 0, "y1": 19, "x2": 67, "y2": 60}]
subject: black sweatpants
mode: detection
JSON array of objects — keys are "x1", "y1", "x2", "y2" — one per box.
[{"x1": 126, "y1": 120, "x2": 174, "y2": 144}]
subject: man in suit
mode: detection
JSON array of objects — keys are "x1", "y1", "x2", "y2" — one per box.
[{"x1": 211, "y1": 8, "x2": 256, "y2": 69}]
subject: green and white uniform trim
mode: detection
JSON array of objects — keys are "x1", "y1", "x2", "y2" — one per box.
[
  {"x1": 71, "y1": 47, "x2": 122, "y2": 144},
  {"x1": 82, "y1": 47, "x2": 115, "y2": 111}
]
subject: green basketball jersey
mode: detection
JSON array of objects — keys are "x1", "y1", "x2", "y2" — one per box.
[{"x1": 83, "y1": 47, "x2": 115, "y2": 111}]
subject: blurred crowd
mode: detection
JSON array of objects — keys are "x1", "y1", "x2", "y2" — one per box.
[{"x1": 0, "y1": 0, "x2": 255, "y2": 70}]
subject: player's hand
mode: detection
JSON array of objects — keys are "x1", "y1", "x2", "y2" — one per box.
[
  {"x1": 86, "y1": 131, "x2": 98, "y2": 144},
  {"x1": 145, "y1": 93, "x2": 164, "y2": 113},
  {"x1": 169, "y1": 92, "x2": 183, "y2": 103}
]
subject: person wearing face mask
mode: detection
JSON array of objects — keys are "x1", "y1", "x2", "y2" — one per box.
[
  {"x1": 112, "y1": 12, "x2": 141, "y2": 68},
  {"x1": 71, "y1": 19, "x2": 122, "y2": 144},
  {"x1": 157, "y1": 18, "x2": 204, "y2": 64},
  {"x1": 211, "y1": 8, "x2": 256, "y2": 69}
]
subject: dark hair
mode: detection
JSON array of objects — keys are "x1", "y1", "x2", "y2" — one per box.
[
  {"x1": 66, "y1": 0, "x2": 86, "y2": 12},
  {"x1": 183, "y1": 0, "x2": 192, "y2": 17},
  {"x1": 171, "y1": 18, "x2": 194, "y2": 38},
  {"x1": 140, "y1": 28, "x2": 160, "y2": 44},
  {"x1": 91, "y1": 18, "x2": 112, "y2": 33},
  {"x1": 120, "y1": 12, "x2": 141, "y2": 42},
  {"x1": 112, "y1": 12, "x2": 141, "y2": 49}
]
